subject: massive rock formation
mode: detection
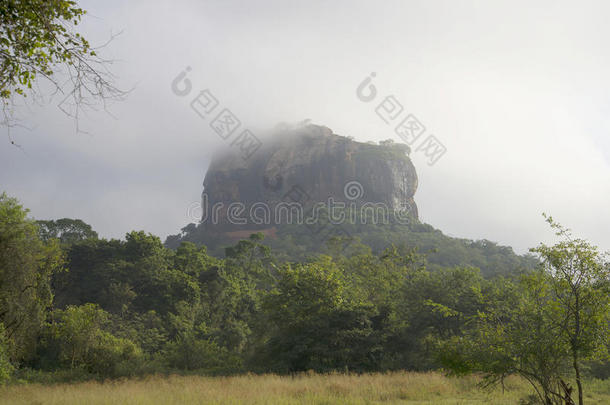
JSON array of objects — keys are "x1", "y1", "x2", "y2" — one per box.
[
  {"x1": 166, "y1": 124, "x2": 538, "y2": 278},
  {"x1": 200, "y1": 124, "x2": 418, "y2": 235}
]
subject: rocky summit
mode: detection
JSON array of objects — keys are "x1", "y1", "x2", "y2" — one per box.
[
  {"x1": 166, "y1": 123, "x2": 537, "y2": 277},
  {"x1": 200, "y1": 124, "x2": 418, "y2": 236}
]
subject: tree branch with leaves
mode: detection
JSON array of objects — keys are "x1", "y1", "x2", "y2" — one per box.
[{"x1": 0, "y1": 0, "x2": 126, "y2": 136}]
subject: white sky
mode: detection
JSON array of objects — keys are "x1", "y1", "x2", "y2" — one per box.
[{"x1": 2, "y1": 0, "x2": 609, "y2": 254}]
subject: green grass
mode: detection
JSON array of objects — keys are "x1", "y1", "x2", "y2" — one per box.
[{"x1": 1, "y1": 372, "x2": 609, "y2": 404}]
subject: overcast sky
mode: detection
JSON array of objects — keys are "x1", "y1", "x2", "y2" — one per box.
[{"x1": 2, "y1": 0, "x2": 609, "y2": 254}]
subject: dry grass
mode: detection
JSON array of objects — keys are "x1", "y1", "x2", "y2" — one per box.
[{"x1": 0, "y1": 372, "x2": 609, "y2": 404}]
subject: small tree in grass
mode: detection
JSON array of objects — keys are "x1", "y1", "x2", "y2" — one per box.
[
  {"x1": 439, "y1": 216, "x2": 610, "y2": 405},
  {"x1": 530, "y1": 215, "x2": 610, "y2": 405},
  {"x1": 439, "y1": 272, "x2": 571, "y2": 404}
]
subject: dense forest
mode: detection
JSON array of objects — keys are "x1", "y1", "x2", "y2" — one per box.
[
  {"x1": 167, "y1": 210, "x2": 539, "y2": 278},
  {"x1": 1, "y1": 192, "x2": 608, "y2": 403}
]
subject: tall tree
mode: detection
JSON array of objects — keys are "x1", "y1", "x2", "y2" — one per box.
[
  {"x1": 37, "y1": 218, "x2": 98, "y2": 244},
  {"x1": 0, "y1": 193, "x2": 63, "y2": 364},
  {"x1": 439, "y1": 273, "x2": 572, "y2": 405},
  {"x1": 440, "y1": 217, "x2": 610, "y2": 405},
  {"x1": 530, "y1": 216, "x2": 610, "y2": 405}
]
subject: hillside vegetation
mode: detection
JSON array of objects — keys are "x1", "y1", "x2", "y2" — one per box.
[
  {"x1": 169, "y1": 214, "x2": 539, "y2": 278},
  {"x1": 1, "y1": 193, "x2": 608, "y2": 404}
]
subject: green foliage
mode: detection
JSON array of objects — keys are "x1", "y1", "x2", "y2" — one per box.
[
  {"x1": 439, "y1": 217, "x2": 610, "y2": 405},
  {"x1": 42, "y1": 304, "x2": 141, "y2": 377},
  {"x1": 259, "y1": 259, "x2": 381, "y2": 372},
  {"x1": 0, "y1": 323, "x2": 14, "y2": 384},
  {"x1": 170, "y1": 211, "x2": 538, "y2": 278},
  {"x1": 438, "y1": 273, "x2": 572, "y2": 404},
  {"x1": 1, "y1": 192, "x2": 607, "y2": 403},
  {"x1": 0, "y1": 192, "x2": 63, "y2": 363},
  {"x1": 0, "y1": 0, "x2": 91, "y2": 99},
  {"x1": 529, "y1": 215, "x2": 610, "y2": 404},
  {"x1": 356, "y1": 140, "x2": 411, "y2": 160},
  {"x1": 53, "y1": 232, "x2": 200, "y2": 316},
  {"x1": 164, "y1": 334, "x2": 241, "y2": 373},
  {"x1": 37, "y1": 218, "x2": 98, "y2": 244}
]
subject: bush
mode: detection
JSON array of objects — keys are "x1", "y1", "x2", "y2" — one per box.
[
  {"x1": 0, "y1": 323, "x2": 15, "y2": 384},
  {"x1": 164, "y1": 334, "x2": 241, "y2": 373},
  {"x1": 40, "y1": 304, "x2": 142, "y2": 377},
  {"x1": 86, "y1": 332, "x2": 142, "y2": 376}
]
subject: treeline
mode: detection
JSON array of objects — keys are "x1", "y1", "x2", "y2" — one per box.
[
  {"x1": 1, "y1": 193, "x2": 609, "y2": 404},
  {"x1": 167, "y1": 210, "x2": 539, "y2": 278}
]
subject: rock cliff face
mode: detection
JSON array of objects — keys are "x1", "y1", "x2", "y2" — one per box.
[
  {"x1": 166, "y1": 129, "x2": 538, "y2": 277},
  {"x1": 200, "y1": 124, "x2": 418, "y2": 234}
]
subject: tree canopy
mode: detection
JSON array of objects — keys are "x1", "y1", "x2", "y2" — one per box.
[{"x1": 0, "y1": 193, "x2": 607, "y2": 405}]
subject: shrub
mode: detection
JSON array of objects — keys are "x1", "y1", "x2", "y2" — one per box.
[
  {"x1": 164, "y1": 334, "x2": 241, "y2": 373},
  {"x1": 0, "y1": 323, "x2": 15, "y2": 384}
]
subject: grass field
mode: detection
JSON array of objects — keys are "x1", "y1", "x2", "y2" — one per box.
[{"x1": 1, "y1": 372, "x2": 609, "y2": 404}]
